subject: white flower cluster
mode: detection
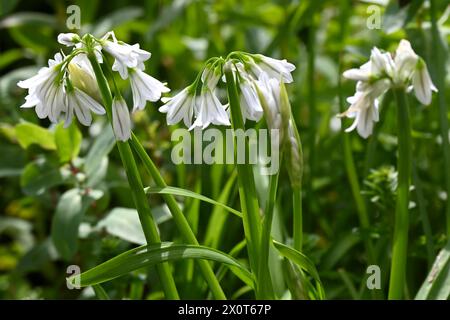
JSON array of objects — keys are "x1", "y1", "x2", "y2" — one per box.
[
  {"x1": 18, "y1": 32, "x2": 169, "y2": 141},
  {"x1": 340, "y1": 39, "x2": 437, "y2": 138},
  {"x1": 158, "y1": 52, "x2": 295, "y2": 130}
]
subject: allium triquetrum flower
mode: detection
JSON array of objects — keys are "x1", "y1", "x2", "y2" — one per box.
[
  {"x1": 159, "y1": 52, "x2": 295, "y2": 129},
  {"x1": 17, "y1": 32, "x2": 169, "y2": 141},
  {"x1": 340, "y1": 39, "x2": 437, "y2": 138}
]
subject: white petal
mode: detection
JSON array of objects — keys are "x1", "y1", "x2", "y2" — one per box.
[{"x1": 74, "y1": 88, "x2": 105, "y2": 115}]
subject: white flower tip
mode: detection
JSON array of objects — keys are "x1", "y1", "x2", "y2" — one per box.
[{"x1": 57, "y1": 33, "x2": 80, "y2": 46}]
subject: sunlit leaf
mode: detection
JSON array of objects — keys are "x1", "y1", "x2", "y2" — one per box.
[{"x1": 69, "y1": 243, "x2": 254, "y2": 288}]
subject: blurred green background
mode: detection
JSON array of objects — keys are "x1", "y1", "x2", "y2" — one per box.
[{"x1": 0, "y1": 0, "x2": 449, "y2": 299}]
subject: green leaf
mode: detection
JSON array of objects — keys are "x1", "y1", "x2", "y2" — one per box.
[
  {"x1": 96, "y1": 206, "x2": 172, "y2": 245},
  {"x1": 51, "y1": 188, "x2": 103, "y2": 261},
  {"x1": 0, "y1": 49, "x2": 23, "y2": 71},
  {"x1": 383, "y1": 0, "x2": 423, "y2": 34},
  {"x1": 20, "y1": 158, "x2": 70, "y2": 195},
  {"x1": 70, "y1": 243, "x2": 253, "y2": 288},
  {"x1": 415, "y1": 240, "x2": 450, "y2": 300},
  {"x1": 17, "y1": 238, "x2": 58, "y2": 273},
  {"x1": 144, "y1": 186, "x2": 242, "y2": 218},
  {"x1": 85, "y1": 126, "x2": 115, "y2": 179},
  {"x1": 92, "y1": 284, "x2": 110, "y2": 300},
  {"x1": 90, "y1": 7, "x2": 144, "y2": 37},
  {"x1": 0, "y1": 12, "x2": 57, "y2": 28},
  {"x1": 273, "y1": 240, "x2": 325, "y2": 299},
  {"x1": 55, "y1": 122, "x2": 82, "y2": 163},
  {"x1": 15, "y1": 122, "x2": 56, "y2": 150}
]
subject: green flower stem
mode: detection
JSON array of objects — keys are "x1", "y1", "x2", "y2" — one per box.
[
  {"x1": 430, "y1": 0, "x2": 450, "y2": 236},
  {"x1": 388, "y1": 88, "x2": 412, "y2": 300},
  {"x1": 258, "y1": 171, "x2": 279, "y2": 299},
  {"x1": 293, "y1": 186, "x2": 303, "y2": 251},
  {"x1": 224, "y1": 68, "x2": 263, "y2": 297},
  {"x1": 88, "y1": 53, "x2": 179, "y2": 300},
  {"x1": 130, "y1": 133, "x2": 227, "y2": 299}
]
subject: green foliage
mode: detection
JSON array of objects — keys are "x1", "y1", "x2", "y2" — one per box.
[{"x1": 0, "y1": 0, "x2": 449, "y2": 300}]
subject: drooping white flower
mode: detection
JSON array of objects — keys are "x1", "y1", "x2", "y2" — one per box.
[
  {"x1": 190, "y1": 89, "x2": 230, "y2": 130},
  {"x1": 393, "y1": 39, "x2": 418, "y2": 84},
  {"x1": 102, "y1": 32, "x2": 151, "y2": 79},
  {"x1": 17, "y1": 53, "x2": 66, "y2": 123},
  {"x1": 64, "y1": 88, "x2": 105, "y2": 127},
  {"x1": 225, "y1": 61, "x2": 263, "y2": 123},
  {"x1": 341, "y1": 39, "x2": 436, "y2": 138},
  {"x1": 159, "y1": 88, "x2": 196, "y2": 127},
  {"x1": 255, "y1": 73, "x2": 282, "y2": 130},
  {"x1": 129, "y1": 68, "x2": 170, "y2": 112},
  {"x1": 239, "y1": 79, "x2": 263, "y2": 122},
  {"x1": 411, "y1": 59, "x2": 438, "y2": 106},
  {"x1": 343, "y1": 47, "x2": 393, "y2": 82},
  {"x1": 57, "y1": 33, "x2": 81, "y2": 47},
  {"x1": 251, "y1": 54, "x2": 296, "y2": 83},
  {"x1": 342, "y1": 91, "x2": 380, "y2": 139},
  {"x1": 112, "y1": 97, "x2": 131, "y2": 141}
]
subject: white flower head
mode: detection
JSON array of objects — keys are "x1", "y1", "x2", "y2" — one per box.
[
  {"x1": 112, "y1": 97, "x2": 131, "y2": 141},
  {"x1": 341, "y1": 39, "x2": 436, "y2": 138},
  {"x1": 129, "y1": 68, "x2": 170, "y2": 112}
]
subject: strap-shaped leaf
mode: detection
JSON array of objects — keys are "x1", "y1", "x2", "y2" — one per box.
[
  {"x1": 69, "y1": 242, "x2": 253, "y2": 288},
  {"x1": 415, "y1": 240, "x2": 450, "y2": 300},
  {"x1": 145, "y1": 186, "x2": 242, "y2": 218},
  {"x1": 273, "y1": 240, "x2": 325, "y2": 299}
]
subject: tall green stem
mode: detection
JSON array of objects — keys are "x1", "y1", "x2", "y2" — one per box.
[
  {"x1": 258, "y1": 172, "x2": 279, "y2": 299},
  {"x1": 430, "y1": 0, "x2": 450, "y2": 236},
  {"x1": 88, "y1": 53, "x2": 179, "y2": 299},
  {"x1": 388, "y1": 88, "x2": 412, "y2": 300},
  {"x1": 224, "y1": 68, "x2": 263, "y2": 297},
  {"x1": 130, "y1": 133, "x2": 226, "y2": 299}
]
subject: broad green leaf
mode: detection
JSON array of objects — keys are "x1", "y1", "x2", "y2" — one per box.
[
  {"x1": 51, "y1": 188, "x2": 103, "y2": 261},
  {"x1": 70, "y1": 243, "x2": 254, "y2": 288},
  {"x1": 20, "y1": 158, "x2": 71, "y2": 195},
  {"x1": 415, "y1": 240, "x2": 450, "y2": 300},
  {"x1": 55, "y1": 122, "x2": 82, "y2": 163},
  {"x1": 85, "y1": 126, "x2": 115, "y2": 178},
  {"x1": 96, "y1": 206, "x2": 172, "y2": 245},
  {"x1": 144, "y1": 186, "x2": 242, "y2": 218},
  {"x1": 17, "y1": 238, "x2": 58, "y2": 273},
  {"x1": 15, "y1": 122, "x2": 56, "y2": 150},
  {"x1": 273, "y1": 240, "x2": 325, "y2": 299}
]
